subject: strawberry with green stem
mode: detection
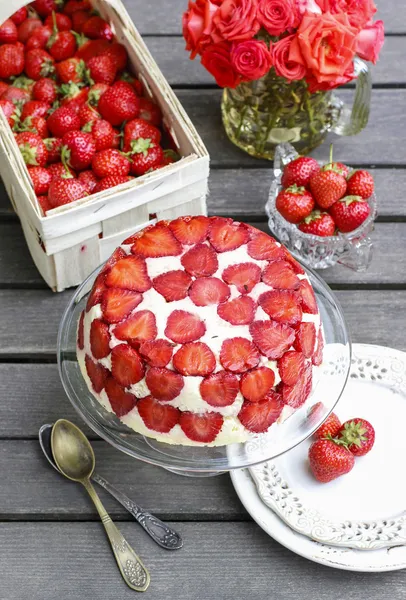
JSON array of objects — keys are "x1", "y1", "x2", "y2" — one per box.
[
  {"x1": 298, "y1": 210, "x2": 336, "y2": 237},
  {"x1": 61, "y1": 130, "x2": 96, "y2": 171},
  {"x1": 47, "y1": 11, "x2": 76, "y2": 62},
  {"x1": 15, "y1": 132, "x2": 48, "y2": 167},
  {"x1": 346, "y1": 170, "x2": 375, "y2": 199},
  {"x1": 338, "y1": 418, "x2": 375, "y2": 456},
  {"x1": 309, "y1": 438, "x2": 355, "y2": 483},
  {"x1": 25, "y1": 49, "x2": 55, "y2": 81},
  {"x1": 128, "y1": 138, "x2": 164, "y2": 176},
  {"x1": 276, "y1": 184, "x2": 315, "y2": 224},
  {"x1": 329, "y1": 196, "x2": 370, "y2": 233},
  {"x1": 310, "y1": 145, "x2": 347, "y2": 209}
]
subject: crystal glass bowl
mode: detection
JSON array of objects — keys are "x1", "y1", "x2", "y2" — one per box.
[
  {"x1": 266, "y1": 143, "x2": 377, "y2": 271},
  {"x1": 58, "y1": 263, "x2": 351, "y2": 476}
]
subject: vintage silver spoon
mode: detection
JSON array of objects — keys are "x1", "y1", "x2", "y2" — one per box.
[{"x1": 39, "y1": 423, "x2": 183, "y2": 550}]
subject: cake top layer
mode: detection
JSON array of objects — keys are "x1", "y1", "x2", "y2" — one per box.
[{"x1": 77, "y1": 216, "x2": 323, "y2": 446}]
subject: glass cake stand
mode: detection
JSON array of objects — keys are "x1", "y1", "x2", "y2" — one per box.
[{"x1": 57, "y1": 264, "x2": 351, "y2": 477}]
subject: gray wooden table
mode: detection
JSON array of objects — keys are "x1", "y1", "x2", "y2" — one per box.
[{"x1": 0, "y1": 1, "x2": 405, "y2": 598}]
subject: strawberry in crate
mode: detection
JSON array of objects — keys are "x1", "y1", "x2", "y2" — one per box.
[{"x1": 0, "y1": 1, "x2": 181, "y2": 215}]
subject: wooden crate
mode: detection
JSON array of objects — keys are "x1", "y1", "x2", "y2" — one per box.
[{"x1": 0, "y1": 0, "x2": 209, "y2": 291}]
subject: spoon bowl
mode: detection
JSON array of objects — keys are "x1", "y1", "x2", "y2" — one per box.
[{"x1": 51, "y1": 419, "x2": 95, "y2": 482}]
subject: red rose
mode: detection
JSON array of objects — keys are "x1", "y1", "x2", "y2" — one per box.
[
  {"x1": 306, "y1": 66, "x2": 354, "y2": 93},
  {"x1": 231, "y1": 40, "x2": 272, "y2": 81},
  {"x1": 201, "y1": 42, "x2": 241, "y2": 87},
  {"x1": 183, "y1": 0, "x2": 219, "y2": 59},
  {"x1": 272, "y1": 35, "x2": 307, "y2": 82},
  {"x1": 289, "y1": 12, "x2": 357, "y2": 88},
  {"x1": 211, "y1": 0, "x2": 260, "y2": 43},
  {"x1": 356, "y1": 20, "x2": 384, "y2": 64},
  {"x1": 258, "y1": 0, "x2": 300, "y2": 36},
  {"x1": 315, "y1": 0, "x2": 377, "y2": 29}
]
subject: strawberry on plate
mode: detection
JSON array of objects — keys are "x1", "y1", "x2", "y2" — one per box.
[
  {"x1": 165, "y1": 310, "x2": 206, "y2": 343},
  {"x1": 299, "y1": 210, "x2": 336, "y2": 237},
  {"x1": 90, "y1": 318, "x2": 111, "y2": 359},
  {"x1": 281, "y1": 156, "x2": 320, "y2": 188},
  {"x1": 111, "y1": 343, "x2": 144, "y2": 387},
  {"x1": 217, "y1": 295, "x2": 256, "y2": 325},
  {"x1": 222, "y1": 262, "x2": 261, "y2": 294},
  {"x1": 220, "y1": 337, "x2": 260, "y2": 373},
  {"x1": 293, "y1": 322, "x2": 316, "y2": 358},
  {"x1": 238, "y1": 392, "x2": 284, "y2": 433},
  {"x1": 105, "y1": 377, "x2": 137, "y2": 417},
  {"x1": 262, "y1": 260, "x2": 300, "y2": 290},
  {"x1": 200, "y1": 371, "x2": 239, "y2": 407},
  {"x1": 249, "y1": 320, "x2": 295, "y2": 360},
  {"x1": 153, "y1": 270, "x2": 192, "y2": 302},
  {"x1": 181, "y1": 243, "x2": 218, "y2": 277},
  {"x1": 338, "y1": 418, "x2": 375, "y2": 456},
  {"x1": 169, "y1": 215, "x2": 209, "y2": 245},
  {"x1": 179, "y1": 411, "x2": 224, "y2": 443},
  {"x1": 298, "y1": 279, "x2": 318, "y2": 314},
  {"x1": 85, "y1": 354, "x2": 109, "y2": 393},
  {"x1": 209, "y1": 217, "x2": 249, "y2": 252},
  {"x1": 314, "y1": 412, "x2": 342, "y2": 440},
  {"x1": 276, "y1": 185, "x2": 315, "y2": 224},
  {"x1": 105, "y1": 255, "x2": 151, "y2": 292},
  {"x1": 329, "y1": 196, "x2": 371, "y2": 233},
  {"x1": 346, "y1": 170, "x2": 374, "y2": 199},
  {"x1": 114, "y1": 310, "x2": 157, "y2": 345},
  {"x1": 173, "y1": 342, "x2": 216, "y2": 376},
  {"x1": 247, "y1": 232, "x2": 284, "y2": 261},
  {"x1": 239, "y1": 366, "x2": 275, "y2": 402},
  {"x1": 308, "y1": 438, "x2": 355, "y2": 483},
  {"x1": 189, "y1": 277, "x2": 230, "y2": 306},
  {"x1": 138, "y1": 396, "x2": 180, "y2": 433},
  {"x1": 281, "y1": 361, "x2": 312, "y2": 408},
  {"x1": 139, "y1": 339, "x2": 174, "y2": 368},
  {"x1": 145, "y1": 367, "x2": 184, "y2": 401},
  {"x1": 277, "y1": 351, "x2": 305, "y2": 386},
  {"x1": 101, "y1": 288, "x2": 142, "y2": 324},
  {"x1": 129, "y1": 223, "x2": 182, "y2": 258},
  {"x1": 259, "y1": 289, "x2": 302, "y2": 326}
]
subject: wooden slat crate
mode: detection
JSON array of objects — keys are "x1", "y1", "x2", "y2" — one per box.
[{"x1": 0, "y1": 0, "x2": 209, "y2": 291}]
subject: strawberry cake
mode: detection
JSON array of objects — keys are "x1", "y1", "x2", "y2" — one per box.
[{"x1": 77, "y1": 216, "x2": 323, "y2": 446}]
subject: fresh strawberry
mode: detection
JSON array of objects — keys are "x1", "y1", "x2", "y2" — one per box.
[
  {"x1": 120, "y1": 71, "x2": 143, "y2": 95},
  {"x1": 77, "y1": 169, "x2": 98, "y2": 193},
  {"x1": 0, "y1": 99, "x2": 17, "y2": 126},
  {"x1": 44, "y1": 11, "x2": 71, "y2": 29},
  {"x1": 18, "y1": 18, "x2": 42, "y2": 43},
  {"x1": 17, "y1": 115, "x2": 49, "y2": 138},
  {"x1": 129, "y1": 223, "x2": 182, "y2": 258},
  {"x1": 32, "y1": 78, "x2": 57, "y2": 104},
  {"x1": 21, "y1": 100, "x2": 50, "y2": 121},
  {"x1": 86, "y1": 271, "x2": 107, "y2": 311},
  {"x1": 238, "y1": 392, "x2": 284, "y2": 432},
  {"x1": 76, "y1": 38, "x2": 111, "y2": 62},
  {"x1": 105, "y1": 255, "x2": 151, "y2": 292},
  {"x1": 282, "y1": 156, "x2": 320, "y2": 188},
  {"x1": 71, "y1": 10, "x2": 91, "y2": 33},
  {"x1": 338, "y1": 418, "x2": 375, "y2": 457},
  {"x1": 139, "y1": 339, "x2": 174, "y2": 368},
  {"x1": 152, "y1": 270, "x2": 192, "y2": 302},
  {"x1": 0, "y1": 44, "x2": 25, "y2": 79},
  {"x1": 56, "y1": 57, "x2": 87, "y2": 84},
  {"x1": 123, "y1": 118, "x2": 161, "y2": 151},
  {"x1": 83, "y1": 118, "x2": 115, "y2": 151},
  {"x1": 138, "y1": 97, "x2": 162, "y2": 126},
  {"x1": 85, "y1": 354, "x2": 109, "y2": 393},
  {"x1": 189, "y1": 277, "x2": 230, "y2": 306},
  {"x1": 105, "y1": 377, "x2": 137, "y2": 417},
  {"x1": 48, "y1": 177, "x2": 86, "y2": 207},
  {"x1": 98, "y1": 81, "x2": 140, "y2": 126},
  {"x1": 48, "y1": 161, "x2": 75, "y2": 180},
  {"x1": 48, "y1": 29, "x2": 77, "y2": 61},
  {"x1": 308, "y1": 438, "x2": 355, "y2": 483},
  {"x1": 0, "y1": 19, "x2": 18, "y2": 44},
  {"x1": 249, "y1": 320, "x2": 295, "y2": 359},
  {"x1": 129, "y1": 138, "x2": 164, "y2": 176},
  {"x1": 102, "y1": 246, "x2": 127, "y2": 272},
  {"x1": 209, "y1": 217, "x2": 249, "y2": 252},
  {"x1": 145, "y1": 367, "x2": 184, "y2": 401},
  {"x1": 240, "y1": 366, "x2": 275, "y2": 402},
  {"x1": 100, "y1": 288, "x2": 141, "y2": 325},
  {"x1": 92, "y1": 148, "x2": 131, "y2": 179},
  {"x1": 314, "y1": 412, "x2": 341, "y2": 440},
  {"x1": 277, "y1": 351, "x2": 305, "y2": 386},
  {"x1": 26, "y1": 25, "x2": 53, "y2": 50},
  {"x1": 63, "y1": 0, "x2": 91, "y2": 15},
  {"x1": 262, "y1": 260, "x2": 300, "y2": 290},
  {"x1": 312, "y1": 327, "x2": 324, "y2": 366},
  {"x1": 87, "y1": 54, "x2": 116, "y2": 85},
  {"x1": 138, "y1": 396, "x2": 180, "y2": 433},
  {"x1": 276, "y1": 185, "x2": 315, "y2": 224},
  {"x1": 59, "y1": 84, "x2": 89, "y2": 113},
  {"x1": 94, "y1": 174, "x2": 132, "y2": 192},
  {"x1": 222, "y1": 262, "x2": 261, "y2": 294},
  {"x1": 298, "y1": 279, "x2": 318, "y2": 314},
  {"x1": 111, "y1": 343, "x2": 144, "y2": 387},
  {"x1": 179, "y1": 411, "x2": 224, "y2": 443},
  {"x1": 259, "y1": 290, "x2": 302, "y2": 326},
  {"x1": 101, "y1": 42, "x2": 128, "y2": 71},
  {"x1": 217, "y1": 295, "x2": 255, "y2": 325},
  {"x1": 310, "y1": 167, "x2": 347, "y2": 209},
  {"x1": 114, "y1": 310, "x2": 157, "y2": 345},
  {"x1": 220, "y1": 337, "x2": 260, "y2": 373},
  {"x1": 164, "y1": 310, "x2": 206, "y2": 343},
  {"x1": 173, "y1": 342, "x2": 216, "y2": 376},
  {"x1": 293, "y1": 322, "x2": 316, "y2": 358},
  {"x1": 181, "y1": 243, "x2": 218, "y2": 277},
  {"x1": 37, "y1": 194, "x2": 52, "y2": 213},
  {"x1": 79, "y1": 102, "x2": 100, "y2": 126},
  {"x1": 299, "y1": 210, "x2": 336, "y2": 237},
  {"x1": 25, "y1": 49, "x2": 54, "y2": 81},
  {"x1": 281, "y1": 360, "x2": 312, "y2": 408},
  {"x1": 168, "y1": 215, "x2": 209, "y2": 245},
  {"x1": 28, "y1": 166, "x2": 52, "y2": 195},
  {"x1": 327, "y1": 161, "x2": 349, "y2": 178},
  {"x1": 200, "y1": 371, "x2": 239, "y2": 407},
  {"x1": 346, "y1": 170, "x2": 374, "y2": 199},
  {"x1": 1, "y1": 85, "x2": 30, "y2": 105},
  {"x1": 87, "y1": 82, "x2": 109, "y2": 106},
  {"x1": 77, "y1": 311, "x2": 85, "y2": 349},
  {"x1": 330, "y1": 196, "x2": 371, "y2": 233},
  {"x1": 47, "y1": 106, "x2": 80, "y2": 139},
  {"x1": 82, "y1": 16, "x2": 113, "y2": 41},
  {"x1": 16, "y1": 132, "x2": 48, "y2": 167},
  {"x1": 247, "y1": 232, "x2": 284, "y2": 261},
  {"x1": 90, "y1": 318, "x2": 111, "y2": 359},
  {"x1": 11, "y1": 7, "x2": 28, "y2": 26},
  {"x1": 61, "y1": 130, "x2": 96, "y2": 171},
  {"x1": 31, "y1": 0, "x2": 58, "y2": 17}
]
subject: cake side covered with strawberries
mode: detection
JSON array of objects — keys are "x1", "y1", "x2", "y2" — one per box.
[{"x1": 77, "y1": 216, "x2": 323, "y2": 446}]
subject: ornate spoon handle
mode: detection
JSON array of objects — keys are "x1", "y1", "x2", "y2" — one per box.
[
  {"x1": 93, "y1": 472, "x2": 183, "y2": 550},
  {"x1": 83, "y1": 479, "x2": 150, "y2": 592}
]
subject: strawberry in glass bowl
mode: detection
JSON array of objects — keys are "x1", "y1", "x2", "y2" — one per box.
[{"x1": 266, "y1": 143, "x2": 377, "y2": 271}]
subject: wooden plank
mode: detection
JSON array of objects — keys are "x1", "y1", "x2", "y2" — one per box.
[
  {"x1": 123, "y1": 0, "x2": 406, "y2": 35},
  {"x1": 0, "y1": 290, "x2": 404, "y2": 355},
  {"x1": 1, "y1": 521, "x2": 406, "y2": 600},
  {"x1": 0, "y1": 439, "x2": 244, "y2": 519}
]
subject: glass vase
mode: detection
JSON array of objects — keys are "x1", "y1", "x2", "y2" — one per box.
[{"x1": 221, "y1": 58, "x2": 371, "y2": 160}]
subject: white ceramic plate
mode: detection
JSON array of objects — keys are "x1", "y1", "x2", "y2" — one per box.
[{"x1": 248, "y1": 344, "x2": 406, "y2": 551}]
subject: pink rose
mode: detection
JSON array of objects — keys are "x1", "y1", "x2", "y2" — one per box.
[
  {"x1": 257, "y1": 0, "x2": 300, "y2": 36},
  {"x1": 211, "y1": 0, "x2": 260, "y2": 43},
  {"x1": 356, "y1": 19, "x2": 384, "y2": 64},
  {"x1": 231, "y1": 40, "x2": 272, "y2": 81},
  {"x1": 296, "y1": 0, "x2": 322, "y2": 14},
  {"x1": 182, "y1": 0, "x2": 219, "y2": 59},
  {"x1": 315, "y1": 0, "x2": 377, "y2": 29},
  {"x1": 201, "y1": 42, "x2": 241, "y2": 87},
  {"x1": 272, "y1": 35, "x2": 307, "y2": 82},
  {"x1": 289, "y1": 12, "x2": 357, "y2": 88}
]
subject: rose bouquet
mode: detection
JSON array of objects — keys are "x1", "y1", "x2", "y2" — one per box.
[{"x1": 183, "y1": 0, "x2": 384, "y2": 159}]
